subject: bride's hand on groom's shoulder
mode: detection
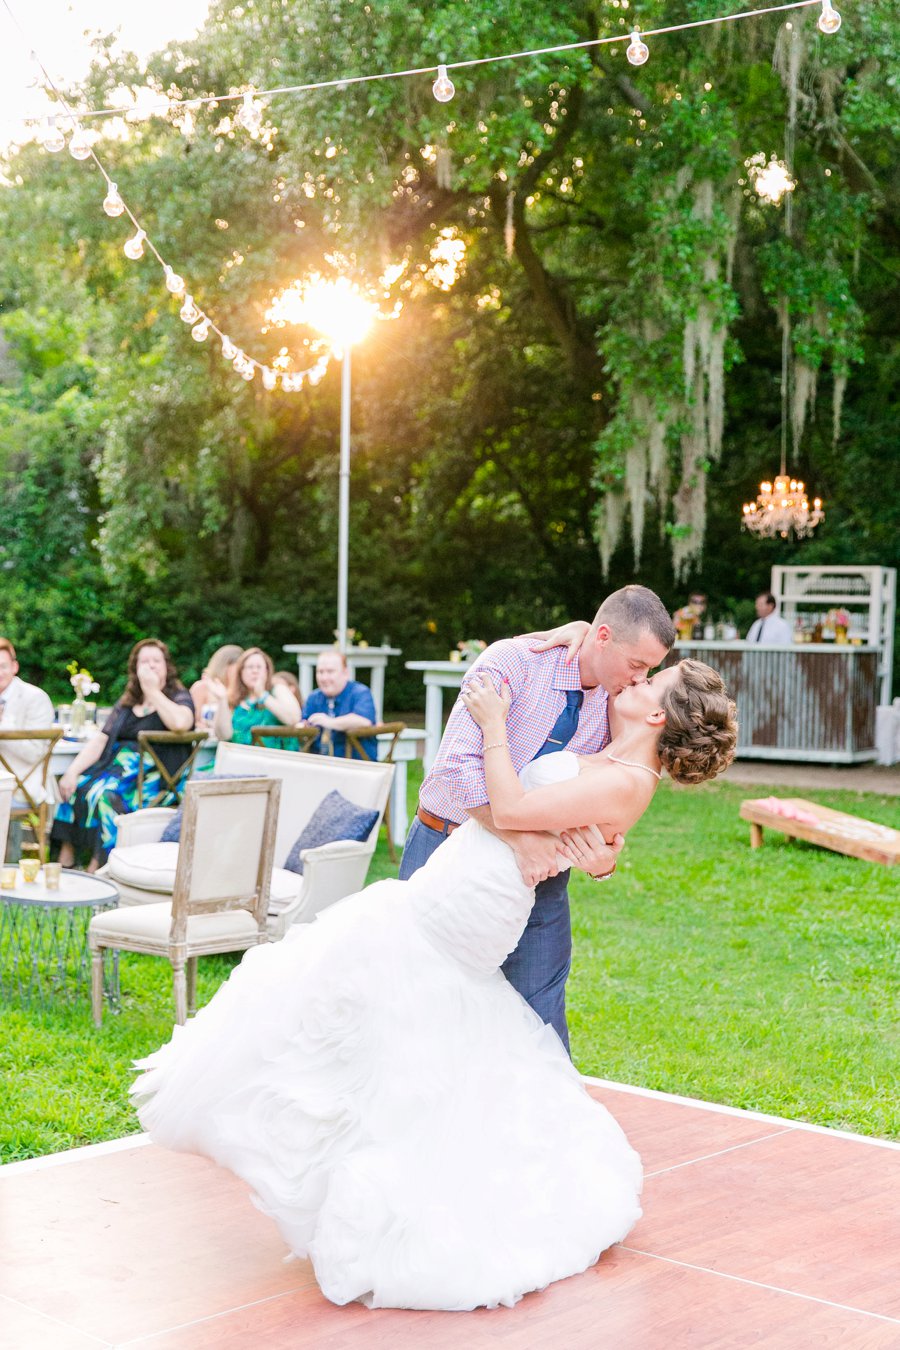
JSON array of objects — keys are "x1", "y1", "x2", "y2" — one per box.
[
  {"x1": 522, "y1": 620, "x2": 590, "y2": 663},
  {"x1": 461, "y1": 673, "x2": 511, "y2": 728}
]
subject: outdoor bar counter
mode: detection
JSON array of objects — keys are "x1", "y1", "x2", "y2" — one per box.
[{"x1": 669, "y1": 641, "x2": 881, "y2": 763}]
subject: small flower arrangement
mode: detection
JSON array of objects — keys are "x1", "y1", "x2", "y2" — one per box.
[
  {"x1": 66, "y1": 660, "x2": 100, "y2": 699},
  {"x1": 455, "y1": 639, "x2": 487, "y2": 662},
  {"x1": 332, "y1": 628, "x2": 368, "y2": 648},
  {"x1": 825, "y1": 608, "x2": 850, "y2": 630}
]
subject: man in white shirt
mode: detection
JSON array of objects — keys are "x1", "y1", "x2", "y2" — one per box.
[
  {"x1": 0, "y1": 638, "x2": 56, "y2": 812},
  {"x1": 746, "y1": 593, "x2": 793, "y2": 644}
]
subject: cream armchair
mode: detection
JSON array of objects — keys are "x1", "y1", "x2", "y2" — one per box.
[
  {"x1": 90, "y1": 776, "x2": 280, "y2": 1025},
  {"x1": 102, "y1": 741, "x2": 395, "y2": 940}
]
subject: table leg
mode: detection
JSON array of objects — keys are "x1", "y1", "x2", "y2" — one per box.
[
  {"x1": 749, "y1": 822, "x2": 764, "y2": 848},
  {"x1": 370, "y1": 666, "x2": 386, "y2": 725},
  {"x1": 390, "y1": 761, "x2": 409, "y2": 848},
  {"x1": 424, "y1": 684, "x2": 444, "y2": 773}
]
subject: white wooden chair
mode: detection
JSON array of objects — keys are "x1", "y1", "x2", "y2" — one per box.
[{"x1": 89, "y1": 776, "x2": 280, "y2": 1025}]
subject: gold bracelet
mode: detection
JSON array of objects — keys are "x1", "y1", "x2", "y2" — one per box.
[
  {"x1": 483, "y1": 740, "x2": 507, "y2": 751},
  {"x1": 588, "y1": 861, "x2": 617, "y2": 881}
]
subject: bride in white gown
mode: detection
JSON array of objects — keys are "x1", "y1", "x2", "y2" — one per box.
[{"x1": 133, "y1": 658, "x2": 736, "y2": 1312}]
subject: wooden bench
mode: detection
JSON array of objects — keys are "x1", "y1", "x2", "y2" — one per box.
[{"x1": 740, "y1": 797, "x2": 900, "y2": 866}]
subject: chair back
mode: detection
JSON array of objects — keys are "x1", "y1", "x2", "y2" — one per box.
[
  {"x1": 249, "y1": 724, "x2": 320, "y2": 752},
  {"x1": 169, "y1": 777, "x2": 280, "y2": 942},
  {"x1": 214, "y1": 740, "x2": 394, "y2": 867},
  {"x1": 0, "y1": 728, "x2": 64, "y2": 812},
  {"x1": 136, "y1": 729, "x2": 210, "y2": 808},
  {"x1": 342, "y1": 721, "x2": 407, "y2": 762}
]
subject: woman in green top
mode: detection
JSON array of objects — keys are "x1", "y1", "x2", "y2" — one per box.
[{"x1": 210, "y1": 647, "x2": 301, "y2": 746}]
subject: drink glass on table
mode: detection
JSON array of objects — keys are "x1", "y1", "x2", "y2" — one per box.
[{"x1": 44, "y1": 862, "x2": 62, "y2": 890}]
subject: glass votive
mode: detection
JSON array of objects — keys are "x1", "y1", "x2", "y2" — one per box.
[
  {"x1": 19, "y1": 858, "x2": 41, "y2": 884},
  {"x1": 43, "y1": 862, "x2": 62, "y2": 890},
  {"x1": 1, "y1": 865, "x2": 17, "y2": 890}
]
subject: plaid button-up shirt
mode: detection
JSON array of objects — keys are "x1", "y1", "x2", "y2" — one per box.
[{"x1": 419, "y1": 639, "x2": 611, "y2": 823}]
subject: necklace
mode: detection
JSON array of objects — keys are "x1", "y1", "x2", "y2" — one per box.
[{"x1": 606, "y1": 753, "x2": 662, "y2": 781}]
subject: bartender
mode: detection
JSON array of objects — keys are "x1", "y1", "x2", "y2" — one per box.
[{"x1": 746, "y1": 592, "x2": 793, "y2": 643}]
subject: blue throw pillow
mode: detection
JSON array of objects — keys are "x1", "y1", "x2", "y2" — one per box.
[
  {"x1": 159, "y1": 772, "x2": 265, "y2": 843},
  {"x1": 283, "y1": 790, "x2": 380, "y2": 875}
]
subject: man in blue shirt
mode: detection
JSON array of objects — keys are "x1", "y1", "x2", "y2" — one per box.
[{"x1": 302, "y1": 650, "x2": 378, "y2": 760}]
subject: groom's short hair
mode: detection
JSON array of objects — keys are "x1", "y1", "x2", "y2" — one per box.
[{"x1": 594, "y1": 586, "x2": 675, "y2": 648}]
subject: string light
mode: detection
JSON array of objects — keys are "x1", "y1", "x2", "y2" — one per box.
[
  {"x1": 221, "y1": 337, "x2": 238, "y2": 361},
  {"x1": 164, "y1": 265, "x2": 186, "y2": 296},
  {"x1": 626, "y1": 32, "x2": 650, "y2": 66},
  {"x1": 68, "y1": 124, "x2": 92, "y2": 160},
  {"x1": 234, "y1": 90, "x2": 264, "y2": 137},
  {"x1": 102, "y1": 182, "x2": 124, "y2": 217},
  {"x1": 179, "y1": 294, "x2": 201, "y2": 323},
  {"x1": 432, "y1": 65, "x2": 455, "y2": 102},
  {"x1": 191, "y1": 318, "x2": 210, "y2": 342},
  {"x1": 123, "y1": 228, "x2": 146, "y2": 260},
  {"x1": 817, "y1": 0, "x2": 842, "y2": 32},
  {"x1": 40, "y1": 116, "x2": 65, "y2": 152},
  {"x1": 262, "y1": 367, "x2": 277, "y2": 390}
]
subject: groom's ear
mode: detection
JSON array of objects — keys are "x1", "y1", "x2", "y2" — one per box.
[{"x1": 594, "y1": 623, "x2": 612, "y2": 645}]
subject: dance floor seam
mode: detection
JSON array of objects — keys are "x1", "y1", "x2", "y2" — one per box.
[
  {"x1": 4, "y1": 1079, "x2": 898, "y2": 1348},
  {"x1": 617, "y1": 1247, "x2": 900, "y2": 1326}
]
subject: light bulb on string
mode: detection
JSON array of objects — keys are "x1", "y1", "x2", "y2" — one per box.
[
  {"x1": 262, "y1": 367, "x2": 277, "y2": 391},
  {"x1": 68, "y1": 125, "x2": 92, "y2": 160},
  {"x1": 221, "y1": 337, "x2": 238, "y2": 361},
  {"x1": 241, "y1": 363, "x2": 256, "y2": 382},
  {"x1": 191, "y1": 318, "x2": 210, "y2": 342},
  {"x1": 432, "y1": 65, "x2": 455, "y2": 102},
  {"x1": 180, "y1": 295, "x2": 201, "y2": 324},
  {"x1": 235, "y1": 91, "x2": 263, "y2": 137},
  {"x1": 164, "y1": 265, "x2": 186, "y2": 297},
  {"x1": 626, "y1": 32, "x2": 650, "y2": 66},
  {"x1": 123, "y1": 228, "x2": 146, "y2": 260},
  {"x1": 817, "y1": 1, "x2": 841, "y2": 33},
  {"x1": 102, "y1": 182, "x2": 124, "y2": 217},
  {"x1": 41, "y1": 116, "x2": 66, "y2": 153},
  {"x1": 232, "y1": 351, "x2": 248, "y2": 372}
]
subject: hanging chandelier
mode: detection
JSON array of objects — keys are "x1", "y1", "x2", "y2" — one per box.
[
  {"x1": 741, "y1": 19, "x2": 825, "y2": 543},
  {"x1": 742, "y1": 474, "x2": 824, "y2": 538}
]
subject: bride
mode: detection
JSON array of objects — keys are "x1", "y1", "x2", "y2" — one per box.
[{"x1": 133, "y1": 658, "x2": 736, "y2": 1312}]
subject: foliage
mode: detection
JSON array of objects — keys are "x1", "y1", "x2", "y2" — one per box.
[
  {"x1": 0, "y1": 0, "x2": 897, "y2": 697},
  {"x1": 2, "y1": 772, "x2": 897, "y2": 1161}
]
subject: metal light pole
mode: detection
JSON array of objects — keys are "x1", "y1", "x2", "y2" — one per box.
[{"x1": 336, "y1": 346, "x2": 352, "y2": 652}]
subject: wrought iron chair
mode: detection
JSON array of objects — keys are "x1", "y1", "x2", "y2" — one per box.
[
  {"x1": 342, "y1": 723, "x2": 407, "y2": 861},
  {"x1": 136, "y1": 729, "x2": 210, "y2": 809},
  {"x1": 0, "y1": 728, "x2": 64, "y2": 861}
]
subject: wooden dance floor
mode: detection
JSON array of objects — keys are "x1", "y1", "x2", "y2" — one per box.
[{"x1": 2, "y1": 1079, "x2": 898, "y2": 1348}]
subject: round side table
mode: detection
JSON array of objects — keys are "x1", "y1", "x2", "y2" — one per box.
[{"x1": 0, "y1": 868, "x2": 120, "y2": 1012}]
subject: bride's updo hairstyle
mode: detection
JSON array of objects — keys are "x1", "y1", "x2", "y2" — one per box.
[{"x1": 656, "y1": 659, "x2": 738, "y2": 785}]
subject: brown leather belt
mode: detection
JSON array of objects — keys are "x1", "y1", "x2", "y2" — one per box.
[{"x1": 416, "y1": 805, "x2": 461, "y2": 834}]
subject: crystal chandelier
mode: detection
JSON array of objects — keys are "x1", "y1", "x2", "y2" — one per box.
[
  {"x1": 741, "y1": 21, "x2": 824, "y2": 543},
  {"x1": 742, "y1": 474, "x2": 824, "y2": 538}
]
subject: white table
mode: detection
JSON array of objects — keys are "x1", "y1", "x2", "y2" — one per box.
[
  {"x1": 404, "y1": 660, "x2": 470, "y2": 771},
  {"x1": 283, "y1": 644, "x2": 402, "y2": 723}
]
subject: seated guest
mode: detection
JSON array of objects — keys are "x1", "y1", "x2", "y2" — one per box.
[
  {"x1": 0, "y1": 638, "x2": 56, "y2": 853},
  {"x1": 190, "y1": 644, "x2": 243, "y2": 727},
  {"x1": 271, "y1": 669, "x2": 301, "y2": 705},
  {"x1": 746, "y1": 592, "x2": 793, "y2": 644},
  {"x1": 209, "y1": 647, "x2": 301, "y2": 745},
  {"x1": 302, "y1": 650, "x2": 377, "y2": 760},
  {"x1": 52, "y1": 639, "x2": 194, "y2": 872}
]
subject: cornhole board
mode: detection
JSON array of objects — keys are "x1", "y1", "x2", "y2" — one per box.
[{"x1": 740, "y1": 796, "x2": 900, "y2": 866}]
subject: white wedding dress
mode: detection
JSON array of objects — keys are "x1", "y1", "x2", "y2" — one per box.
[{"x1": 133, "y1": 751, "x2": 642, "y2": 1311}]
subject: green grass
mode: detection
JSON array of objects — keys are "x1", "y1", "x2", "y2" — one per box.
[{"x1": 2, "y1": 774, "x2": 897, "y2": 1161}]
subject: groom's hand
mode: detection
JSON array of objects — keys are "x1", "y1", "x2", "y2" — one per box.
[{"x1": 508, "y1": 831, "x2": 561, "y2": 888}]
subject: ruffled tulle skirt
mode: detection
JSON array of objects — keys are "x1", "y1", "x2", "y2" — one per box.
[{"x1": 133, "y1": 880, "x2": 642, "y2": 1311}]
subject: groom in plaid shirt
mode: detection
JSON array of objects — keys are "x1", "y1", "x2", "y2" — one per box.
[{"x1": 399, "y1": 586, "x2": 674, "y2": 1051}]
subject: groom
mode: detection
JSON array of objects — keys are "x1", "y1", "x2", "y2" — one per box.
[{"x1": 399, "y1": 584, "x2": 675, "y2": 1051}]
